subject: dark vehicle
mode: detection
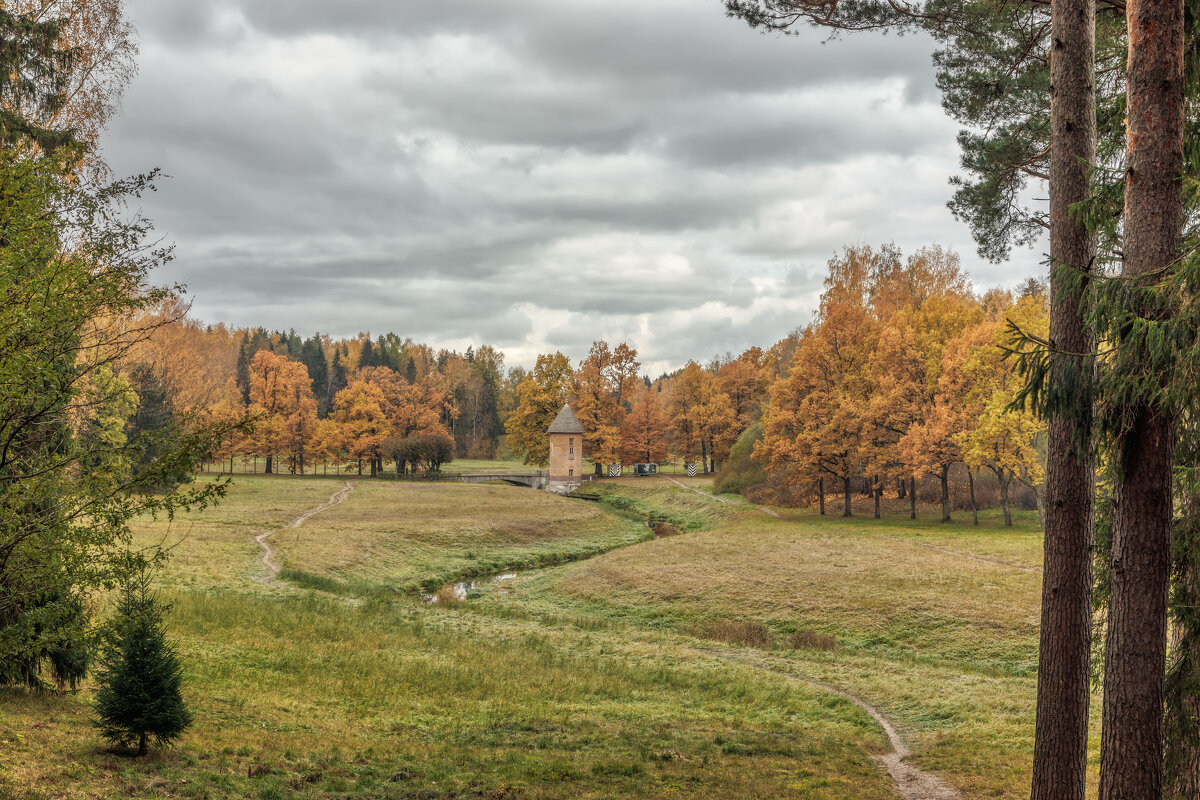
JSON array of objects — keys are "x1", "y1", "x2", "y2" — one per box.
[{"x1": 633, "y1": 463, "x2": 658, "y2": 476}]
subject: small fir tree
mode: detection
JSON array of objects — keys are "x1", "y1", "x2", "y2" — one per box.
[{"x1": 93, "y1": 582, "x2": 192, "y2": 756}]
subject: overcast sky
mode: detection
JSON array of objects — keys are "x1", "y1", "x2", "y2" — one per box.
[{"x1": 104, "y1": 0, "x2": 1045, "y2": 375}]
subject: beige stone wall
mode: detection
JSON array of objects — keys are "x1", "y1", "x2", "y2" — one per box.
[{"x1": 548, "y1": 432, "x2": 582, "y2": 482}]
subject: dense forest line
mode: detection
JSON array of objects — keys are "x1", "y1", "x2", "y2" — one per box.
[{"x1": 122, "y1": 245, "x2": 1048, "y2": 528}]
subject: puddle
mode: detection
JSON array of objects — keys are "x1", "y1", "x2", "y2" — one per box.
[{"x1": 424, "y1": 573, "x2": 517, "y2": 603}]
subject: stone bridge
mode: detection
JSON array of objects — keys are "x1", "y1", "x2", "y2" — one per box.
[{"x1": 457, "y1": 471, "x2": 549, "y2": 489}]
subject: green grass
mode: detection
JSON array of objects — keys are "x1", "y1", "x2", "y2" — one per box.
[
  {"x1": 3, "y1": 474, "x2": 1083, "y2": 799},
  {"x1": 270, "y1": 480, "x2": 651, "y2": 593}
]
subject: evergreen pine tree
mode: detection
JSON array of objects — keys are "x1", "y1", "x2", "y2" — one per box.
[
  {"x1": 358, "y1": 339, "x2": 375, "y2": 370},
  {"x1": 325, "y1": 351, "x2": 348, "y2": 416},
  {"x1": 300, "y1": 335, "x2": 328, "y2": 405},
  {"x1": 235, "y1": 334, "x2": 251, "y2": 404},
  {"x1": 93, "y1": 582, "x2": 192, "y2": 756},
  {"x1": 404, "y1": 357, "x2": 417, "y2": 384}
]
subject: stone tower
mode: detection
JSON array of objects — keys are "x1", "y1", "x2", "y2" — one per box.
[{"x1": 546, "y1": 403, "x2": 584, "y2": 493}]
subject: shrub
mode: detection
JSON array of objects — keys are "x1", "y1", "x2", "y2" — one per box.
[
  {"x1": 713, "y1": 423, "x2": 767, "y2": 496},
  {"x1": 697, "y1": 620, "x2": 775, "y2": 649}
]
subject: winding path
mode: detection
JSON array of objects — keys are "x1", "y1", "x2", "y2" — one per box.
[
  {"x1": 254, "y1": 481, "x2": 356, "y2": 582},
  {"x1": 701, "y1": 649, "x2": 959, "y2": 800}
]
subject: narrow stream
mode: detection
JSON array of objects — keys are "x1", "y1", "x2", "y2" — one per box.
[
  {"x1": 423, "y1": 572, "x2": 518, "y2": 603},
  {"x1": 422, "y1": 516, "x2": 675, "y2": 602}
]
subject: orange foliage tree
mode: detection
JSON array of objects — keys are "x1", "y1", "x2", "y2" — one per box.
[
  {"x1": 573, "y1": 341, "x2": 641, "y2": 474},
  {"x1": 246, "y1": 351, "x2": 315, "y2": 474},
  {"x1": 620, "y1": 388, "x2": 668, "y2": 465}
]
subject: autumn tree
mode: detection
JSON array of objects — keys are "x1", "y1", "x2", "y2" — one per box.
[
  {"x1": 667, "y1": 362, "x2": 735, "y2": 473},
  {"x1": 505, "y1": 352, "x2": 573, "y2": 467},
  {"x1": 573, "y1": 341, "x2": 640, "y2": 474},
  {"x1": 758, "y1": 300, "x2": 876, "y2": 516},
  {"x1": 949, "y1": 300, "x2": 1049, "y2": 527},
  {"x1": 620, "y1": 388, "x2": 668, "y2": 465},
  {"x1": 717, "y1": 353, "x2": 770, "y2": 431},
  {"x1": 331, "y1": 378, "x2": 388, "y2": 475},
  {"x1": 246, "y1": 351, "x2": 315, "y2": 474}
]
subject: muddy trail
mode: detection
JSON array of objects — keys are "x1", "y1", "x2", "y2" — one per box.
[
  {"x1": 255, "y1": 481, "x2": 356, "y2": 582},
  {"x1": 700, "y1": 648, "x2": 959, "y2": 800}
]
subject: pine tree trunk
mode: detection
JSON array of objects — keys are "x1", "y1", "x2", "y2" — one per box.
[
  {"x1": 1099, "y1": 0, "x2": 1184, "y2": 790},
  {"x1": 138, "y1": 731, "x2": 147, "y2": 757},
  {"x1": 940, "y1": 464, "x2": 951, "y2": 523},
  {"x1": 1166, "y1": 510, "x2": 1200, "y2": 797},
  {"x1": 1030, "y1": 0, "x2": 1098, "y2": 790},
  {"x1": 910, "y1": 476, "x2": 917, "y2": 520},
  {"x1": 968, "y1": 469, "x2": 979, "y2": 527},
  {"x1": 819, "y1": 477, "x2": 826, "y2": 515},
  {"x1": 842, "y1": 476, "x2": 852, "y2": 517}
]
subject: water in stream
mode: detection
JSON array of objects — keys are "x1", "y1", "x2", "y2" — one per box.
[{"x1": 423, "y1": 573, "x2": 517, "y2": 603}]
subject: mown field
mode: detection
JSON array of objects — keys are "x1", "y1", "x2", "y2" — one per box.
[{"x1": 0, "y1": 474, "x2": 1093, "y2": 799}]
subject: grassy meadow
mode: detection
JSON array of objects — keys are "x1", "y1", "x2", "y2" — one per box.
[{"x1": 0, "y1": 474, "x2": 1086, "y2": 799}]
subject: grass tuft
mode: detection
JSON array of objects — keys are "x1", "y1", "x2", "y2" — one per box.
[
  {"x1": 788, "y1": 629, "x2": 841, "y2": 652},
  {"x1": 695, "y1": 620, "x2": 775, "y2": 649}
]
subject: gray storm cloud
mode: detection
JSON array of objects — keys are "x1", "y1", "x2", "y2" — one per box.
[{"x1": 104, "y1": 0, "x2": 1045, "y2": 375}]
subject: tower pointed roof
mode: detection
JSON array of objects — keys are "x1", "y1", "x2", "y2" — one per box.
[{"x1": 547, "y1": 402, "x2": 585, "y2": 434}]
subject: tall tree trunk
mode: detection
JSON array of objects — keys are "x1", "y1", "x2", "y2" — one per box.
[
  {"x1": 1031, "y1": 0, "x2": 1098, "y2": 792},
  {"x1": 138, "y1": 731, "x2": 147, "y2": 757},
  {"x1": 940, "y1": 464, "x2": 951, "y2": 523},
  {"x1": 873, "y1": 475, "x2": 881, "y2": 519},
  {"x1": 265, "y1": 455, "x2": 273, "y2": 474},
  {"x1": 968, "y1": 469, "x2": 979, "y2": 527},
  {"x1": 910, "y1": 476, "x2": 917, "y2": 520},
  {"x1": 898, "y1": 478, "x2": 906, "y2": 500},
  {"x1": 842, "y1": 476, "x2": 852, "y2": 517},
  {"x1": 1166, "y1": 499, "x2": 1200, "y2": 797},
  {"x1": 1099, "y1": 0, "x2": 1184, "y2": 791},
  {"x1": 819, "y1": 477, "x2": 826, "y2": 515}
]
